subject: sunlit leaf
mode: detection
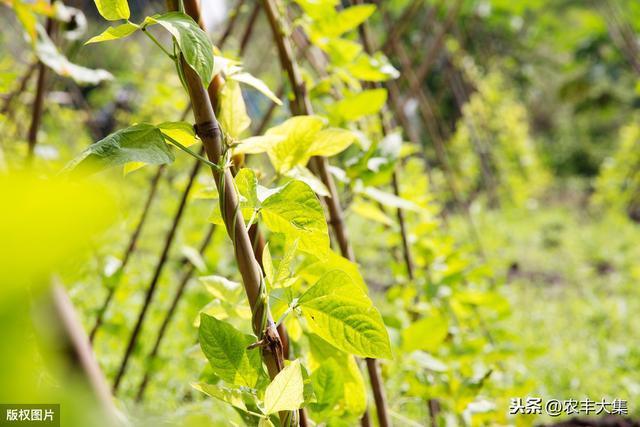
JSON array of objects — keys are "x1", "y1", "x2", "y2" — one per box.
[
  {"x1": 263, "y1": 359, "x2": 305, "y2": 414},
  {"x1": 63, "y1": 123, "x2": 173, "y2": 176},
  {"x1": 330, "y1": 89, "x2": 387, "y2": 122},
  {"x1": 36, "y1": 26, "x2": 113, "y2": 84},
  {"x1": 199, "y1": 313, "x2": 263, "y2": 387},
  {"x1": 93, "y1": 0, "x2": 130, "y2": 21},
  {"x1": 219, "y1": 79, "x2": 251, "y2": 139},
  {"x1": 148, "y1": 12, "x2": 213, "y2": 86},
  {"x1": 298, "y1": 270, "x2": 391, "y2": 358},
  {"x1": 261, "y1": 180, "x2": 330, "y2": 254},
  {"x1": 86, "y1": 22, "x2": 139, "y2": 44},
  {"x1": 401, "y1": 313, "x2": 448, "y2": 353},
  {"x1": 230, "y1": 72, "x2": 282, "y2": 105}
]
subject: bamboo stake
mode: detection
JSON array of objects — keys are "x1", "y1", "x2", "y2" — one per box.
[
  {"x1": 27, "y1": 15, "x2": 55, "y2": 160},
  {"x1": 260, "y1": 1, "x2": 389, "y2": 426},
  {"x1": 175, "y1": 1, "x2": 289, "y2": 421},
  {"x1": 89, "y1": 164, "x2": 165, "y2": 343},
  {"x1": 112, "y1": 152, "x2": 203, "y2": 394},
  {"x1": 134, "y1": 224, "x2": 216, "y2": 401},
  {"x1": 1, "y1": 61, "x2": 37, "y2": 115}
]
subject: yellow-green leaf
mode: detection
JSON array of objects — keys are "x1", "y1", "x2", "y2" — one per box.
[
  {"x1": 261, "y1": 180, "x2": 330, "y2": 254},
  {"x1": 298, "y1": 270, "x2": 391, "y2": 359},
  {"x1": 93, "y1": 0, "x2": 130, "y2": 21},
  {"x1": 330, "y1": 89, "x2": 387, "y2": 122},
  {"x1": 198, "y1": 314, "x2": 263, "y2": 387},
  {"x1": 230, "y1": 72, "x2": 282, "y2": 105},
  {"x1": 86, "y1": 22, "x2": 139, "y2": 44},
  {"x1": 401, "y1": 313, "x2": 449, "y2": 353},
  {"x1": 264, "y1": 359, "x2": 305, "y2": 414},
  {"x1": 219, "y1": 79, "x2": 251, "y2": 139}
]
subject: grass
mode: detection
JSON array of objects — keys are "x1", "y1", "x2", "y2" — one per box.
[{"x1": 460, "y1": 184, "x2": 640, "y2": 423}]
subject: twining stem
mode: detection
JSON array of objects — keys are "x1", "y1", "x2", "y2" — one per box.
[
  {"x1": 173, "y1": 1, "x2": 288, "y2": 422},
  {"x1": 112, "y1": 151, "x2": 203, "y2": 394},
  {"x1": 89, "y1": 164, "x2": 166, "y2": 343},
  {"x1": 260, "y1": 1, "x2": 389, "y2": 426}
]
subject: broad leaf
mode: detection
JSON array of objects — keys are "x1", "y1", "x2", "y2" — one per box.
[
  {"x1": 314, "y1": 4, "x2": 376, "y2": 38},
  {"x1": 192, "y1": 382, "x2": 259, "y2": 412},
  {"x1": 149, "y1": 12, "x2": 213, "y2": 86},
  {"x1": 265, "y1": 116, "x2": 324, "y2": 173},
  {"x1": 285, "y1": 165, "x2": 330, "y2": 197},
  {"x1": 310, "y1": 360, "x2": 344, "y2": 411},
  {"x1": 401, "y1": 313, "x2": 449, "y2": 353},
  {"x1": 208, "y1": 168, "x2": 258, "y2": 225},
  {"x1": 308, "y1": 128, "x2": 357, "y2": 157},
  {"x1": 233, "y1": 134, "x2": 286, "y2": 155},
  {"x1": 64, "y1": 123, "x2": 173, "y2": 176},
  {"x1": 330, "y1": 89, "x2": 387, "y2": 122},
  {"x1": 298, "y1": 270, "x2": 391, "y2": 358},
  {"x1": 219, "y1": 79, "x2": 251, "y2": 138},
  {"x1": 299, "y1": 250, "x2": 368, "y2": 292},
  {"x1": 307, "y1": 334, "x2": 367, "y2": 416},
  {"x1": 263, "y1": 360, "x2": 305, "y2": 415},
  {"x1": 231, "y1": 72, "x2": 282, "y2": 105},
  {"x1": 37, "y1": 26, "x2": 113, "y2": 85},
  {"x1": 94, "y1": 0, "x2": 130, "y2": 21},
  {"x1": 158, "y1": 121, "x2": 199, "y2": 147},
  {"x1": 198, "y1": 314, "x2": 262, "y2": 387},
  {"x1": 86, "y1": 22, "x2": 139, "y2": 44},
  {"x1": 261, "y1": 180, "x2": 330, "y2": 254}
]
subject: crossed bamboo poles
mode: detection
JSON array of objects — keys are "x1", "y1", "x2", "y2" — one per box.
[{"x1": 83, "y1": 1, "x2": 491, "y2": 425}]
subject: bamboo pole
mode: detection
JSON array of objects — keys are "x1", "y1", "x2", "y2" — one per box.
[{"x1": 260, "y1": 1, "x2": 390, "y2": 425}]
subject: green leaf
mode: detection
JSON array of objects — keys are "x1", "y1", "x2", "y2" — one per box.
[
  {"x1": 261, "y1": 180, "x2": 330, "y2": 254},
  {"x1": 13, "y1": 1, "x2": 37, "y2": 44},
  {"x1": 86, "y1": 22, "x2": 139, "y2": 44},
  {"x1": 315, "y1": 4, "x2": 376, "y2": 38},
  {"x1": 350, "y1": 199, "x2": 394, "y2": 226},
  {"x1": 198, "y1": 314, "x2": 262, "y2": 387},
  {"x1": 266, "y1": 116, "x2": 324, "y2": 173},
  {"x1": 158, "y1": 121, "x2": 199, "y2": 146},
  {"x1": 200, "y1": 275, "x2": 243, "y2": 302},
  {"x1": 310, "y1": 360, "x2": 344, "y2": 411},
  {"x1": 36, "y1": 26, "x2": 113, "y2": 85},
  {"x1": 294, "y1": 0, "x2": 339, "y2": 20},
  {"x1": 208, "y1": 168, "x2": 259, "y2": 225},
  {"x1": 233, "y1": 134, "x2": 287, "y2": 155},
  {"x1": 192, "y1": 382, "x2": 259, "y2": 412},
  {"x1": 299, "y1": 250, "x2": 368, "y2": 292},
  {"x1": 219, "y1": 79, "x2": 251, "y2": 139},
  {"x1": 63, "y1": 123, "x2": 174, "y2": 176},
  {"x1": 285, "y1": 166, "x2": 330, "y2": 197},
  {"x1": 93, "y1": 0, "x2": 130, "y2": 21},
  {"x1": 298, "y1": 270, "x2": 391, "y2": 358},
  {"x1": 401, "y1": 313, "x2": 449, "y2": 353},
  {"x1": 330, "y1": 89, "x2": 387, "y2": 122},
  {"x1": 264, "y1": 116, "x2": 324, "y2": 173},
  {"x1": 307, "y1": 334, "x2": 367, "y2": 416},
  {"x1": 308, "y1": 128, "x2": 357, "y2": 157},
  {"x1": 230, "y1": 72, "x2": 283, "y2": 105},
  {"x1": 347, "y1": 52, "x2": 400, "y2": 82},
  {"x1": 149, "y1": 12, "x2": 214, "y2": 86},
  {"x1": 235, "y1": 168, "x2": 260, "y2": 208},
  {"x1": 263, "y1": 360, "x2": 305, "y2": 415},
  {"x1": 359, "y1": 185, "x2": 419, "y2": 211}
]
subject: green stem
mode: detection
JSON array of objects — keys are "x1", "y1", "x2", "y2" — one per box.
[
  {"x1": 163, "y1": 134, "x2": 222, "y2": 171},
  {"x1": 141, "y1": 26, "x2": 176, "y2": 59}
]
